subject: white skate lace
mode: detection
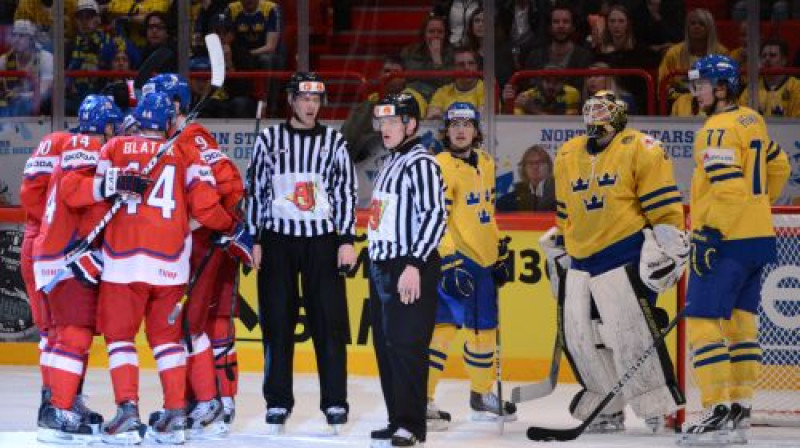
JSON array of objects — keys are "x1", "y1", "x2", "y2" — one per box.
[
  {"x1": 189, "y1": 400, "x2": 218, "y2": 419},
  {"x1": 326, "y1": 406, "x2": 346, "y2": 416},
  {"x1": 57, "y1": 408, "x2": 84, "y2": 427},
  {"x1": 482, "y1": 392, "x2": 500, "y2": 412},
  {"x1": 267, "y1": 408, "x2": 288, "y2": 417}
]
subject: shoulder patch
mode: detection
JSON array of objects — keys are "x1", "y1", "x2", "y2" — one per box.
[{"x1": 702, "y1": 147, "x2": 736, "y2": 168}]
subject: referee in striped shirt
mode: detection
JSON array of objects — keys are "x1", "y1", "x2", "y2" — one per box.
[
  {"x1": 367, "y1": 93, "x2": 447, "y2": 447},
  {"x1": 246, "y1": 72, "x2": 358, "y2": 429}
]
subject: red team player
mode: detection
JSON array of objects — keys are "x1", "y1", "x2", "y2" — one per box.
[
  {"x1": 143, "y1": 74, "x2": 247, "y2": 436},
  {"x1": 30, "y1": 95, "x2": 127, "y2": 443},
  {"x1": 95, "y1": 92, "x2": 240, "y2": 445},
  {"x1": 20, "y1": 129, "x2": 71, "y2": 426}
]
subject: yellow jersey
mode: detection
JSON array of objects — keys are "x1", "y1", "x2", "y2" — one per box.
[
  {"x1": 436, "y1": 148, "x2": 500, "y2": 267},
  {"x1": 690, "y1": 106, "x2": 790, "y2": 246},
  {"x1": 555, "y1": 128, "x2": 684, "y2": 260},
  {"x1": 738, "y1": 77, "x2": 800, "y2": 118},
  {"x1": 429, "y1": 80, "x2": 485, "y2": 115}
]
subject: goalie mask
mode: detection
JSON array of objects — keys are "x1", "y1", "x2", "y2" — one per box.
[{"x1": 582, "y1": 90, "x2": 627, "y2": 140}]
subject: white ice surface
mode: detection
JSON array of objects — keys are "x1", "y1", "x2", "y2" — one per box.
[{"x1": 2, "y1": 365, "x2": 799, "y2": 447}]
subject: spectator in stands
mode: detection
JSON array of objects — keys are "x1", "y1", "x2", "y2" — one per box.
[
  {"x1": 729, "y1": 21, "x2": 747, "y2": 65},
  {"x1": 225, "y1": 0, "x2": 283, "y2": 115},
  {"x1": 188, "y1": 0, "x2": 229, "y2": 56},
  {"x1": 433, "y1": 0, "x2": 480, "y2": 48},
  {"x1": 108, "y1": 0, "x2": 172, "y2": 49},
  {"x1": 188, "y1": 55, "x2": 233, "y2": 118},
  {"x1": 66, "y1": 0, "x2": 140, "y2": 115},
  {"x1": 512, "y1": 63, "x2": 580, "y2": 115},
  {"x1": 15, "y1": 0, "x2": 77, "y2": 45},
  {"x1": 140, "y1": 11, "x2": 177, "y2": 72},
  {"x1": 582, "y1": 61, "x2": 637, "y2": 114},
  {"x1": 111, "y1": 43, "x2": 139, "y2": 71},
  {"x1": 519, "y1": 1, "x2": 594, "y2": 91},
  {"x1": 497, "y1": 0, "x2": 549, "y2": 70},
  {"x1": 731, "y1": 0, "x2": 791, "y2": 21},
  {"x1": 739, "y1": 38, "x2": 800, "y2": 118},
  {"x1": 465, "y1": 6, "x2": 514, "y2": 89},
  {"x1": 592, "y1": 4, "x2": 657, "y2": 112},
  {"x1": 657, "y1": 8, "x2": 727, "y2": 107},
  {"x1": 496, "y1": 145, "x2": 556, "y2": 212},
  {"x1": 426, "y1": 46, "x2": 484, "y2": 120},
  {"x1": 342, "y1": 56, "x2": 427, "y2": 165},
  {"x1": 632, "y1": 0, "x2": 685, "y2": 55},
  {"x1": 0, "y1": 20, "x2": 53, "y2": 116},
  {"x1": 401, "y1": 14, "x2": 454, "y2": 101},
  {"x1": 670, "y1": 92, "x2": 704, "y2": 117}
]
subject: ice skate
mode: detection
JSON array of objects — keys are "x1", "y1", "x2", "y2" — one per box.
[
  {"x1": 728, "y1": 402, "x2": 751, "y2": 445},
  {"x1": 323, "y1": 406, "x2": 347, "y2": 435},
  {"x1": 147, "y1": 408, "x2": 186, "y2": 444},
  {"x1": 391, "y1": 427, "x2": 423, "y2": 447},
  {"x1": 221, "y1": 396, "x2": 235, "y2": 433},
  {"x1": 265, "y1": 407, "x2": 289, "y2": 434},
  {"x1": 73, "y1": 394, "x2": 104, "y2": 434},
  {"x1": 101, "y1": 401, "x2": 146, "y2": 445},
  {"x1": 37, "y1": 406, "x2": 95, "y2": 444},
  {"x1": 585, "y1": 411, "x2": 625, "y2": 434},
  {"x1": 370, "y1": 424, "x2": 396, "y2": 448},
  {"x1": 37, "y1": 387, "x2": 52, "y2": 428},
  {"x1": 469, "y1": 391, "x2": 517, "y2": 422},
  {"x1": 186, "y1": 398, "x2": 225, "y2": 439},
  {"x1": 426, "y1": 401, "x2": 451, "y2": 431},
  {"x1": 677, "y1": 403, "x2": 731, "y2": 446}
]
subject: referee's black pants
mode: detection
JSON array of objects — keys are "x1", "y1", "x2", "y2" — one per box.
[
  {"x1": 257, "y1": 231, "x2": 350, "y2": 413},
  {"x1": 369, "y1": 252, "x2": 440, "y2": 442}
]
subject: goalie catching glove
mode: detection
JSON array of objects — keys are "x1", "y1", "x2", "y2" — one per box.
[
  {"x1": 539, "y1": 227, "x2": 571, "y2": 299},
  {"x1": 65, "y1": 242, "x2": 103, "y2": 287},
  {"x1": 440, "y1": 254, "x2": 474, "y2": 299},
  {"x1": 212, "y1": 221, "x2": 254, "y2": 267},
  {"x1": 101, "y1": 167, "x2": 151, "y2": 200},
  {"x1": 639, "y1": 225, "x2": 690, "y2": 293}
]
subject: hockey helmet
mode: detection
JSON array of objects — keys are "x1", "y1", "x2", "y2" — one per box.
[
  {"x1": 444, "y1": 102, "x2": 480, "y2": 128},
  {"x1": 373, "y1": 92, "x2": 420, "y2": 126},
  {"x1": 286, "y1": 71, "x2": 326, "y2": 99},
  {"x1": 688, "y1": 54, "x2": 740, "y2": 97},
  {"x1": 143, "y1": 73, "x2": 191, "y2": 114},
  {"x1": 134, "y1": 92, "x2": 176, "y2": 132},
  {"x1": 582, "y1": 90, "x2": 628, "y2": 139},
  {"x1": 78, "y1": 94, "x2": 123, "y2": 134}
]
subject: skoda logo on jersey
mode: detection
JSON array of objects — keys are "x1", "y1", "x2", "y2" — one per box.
[
  {"x1": 583, "y1": 194, "x2": 605, "y2": 211},
  {"x1": 287, "y1": 181, "x2": 317, "y2": 212},
  {"x1": 597, "y1": 172, "x2": 618, "y2": 187}
]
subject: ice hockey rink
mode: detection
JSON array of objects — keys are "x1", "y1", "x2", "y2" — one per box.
[{"x1": 2, "y1": 366, "x2": 799, "y2": 447}]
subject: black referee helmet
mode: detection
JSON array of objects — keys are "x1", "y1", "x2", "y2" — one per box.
[
  {"x1": 373, "y1": 93, "x2": 420, "y2": 124},
  {"x1": 287, "y1": 72, "x2": 326, "y2": 100}
]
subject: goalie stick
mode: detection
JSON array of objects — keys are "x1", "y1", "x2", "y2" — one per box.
[
  {"x1": 526, "y1": 305, "x2": 688, "y2": 442},
  {"x1": 42, "y1": 34, "x2": 226, "y2": 293}
]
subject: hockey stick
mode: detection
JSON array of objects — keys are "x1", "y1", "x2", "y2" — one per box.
[
  {"x1": 167, "y1": 243, "x2": 216, "y2": 326},
  {"x1": 510, "y1": 261, "x2": 566, "y2": 403},
  {"x1": 526, "y1": 305, "x2": 689, "y2": 442},
  {"x1": 496, "y1": 289, "x2": 505, "y2": 435},
  {"x1": 42, "y1": 34, "x2": 226, "y2": 294}
]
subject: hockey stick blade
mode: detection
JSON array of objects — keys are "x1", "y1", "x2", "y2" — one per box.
[
  {"x1": 526, "y1": 306, "x2": 688, "y2": 442},
  {"x1": 511, "y1": 335, "x2": 561, "y2": 403},
  {"x1": 133, "y1": 47, "x2": 173, "y2": 90},
  {"x1": 205, "y1": 33, "x2": 225, "y2": 88}
]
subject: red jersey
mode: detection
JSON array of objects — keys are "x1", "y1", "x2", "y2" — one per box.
[
  {"x1": 96, "y1": 134, "x2": 234, "y2": 286},
  {"x1": 20, "y1": 131, "x2": 72, "y2": 238},
  {"x1": 182, "y1": 123, "x2": 244, "y2": 213},
  {"x1": 32, "y1": 133, "x2": 104, "y2": 290}
]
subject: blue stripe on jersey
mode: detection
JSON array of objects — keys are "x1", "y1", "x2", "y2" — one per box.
[
  {"x1": 710, "y1": 172, "x2": 744, "y2": 183},
  {"x1": 705, "y1": 164, "x2": 742, "y2": 173},
  {"x1": 642, "y1": 196, "x2": 682, "y2": 212}
]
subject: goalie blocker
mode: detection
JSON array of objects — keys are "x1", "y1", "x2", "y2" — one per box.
[{"x1": 562, "y1": 264, "x2": 685, "y2": 424}]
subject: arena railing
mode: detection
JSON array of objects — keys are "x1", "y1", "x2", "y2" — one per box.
[
  {"x1": 506, "y1": 68, "x2": 656, "y2": 115},
  {"x1": 374, "y1": 70, "x2": 501, "y2": 112},
  {"x1": 660, "y1": 68, "x2": 800, "y2": 115}
]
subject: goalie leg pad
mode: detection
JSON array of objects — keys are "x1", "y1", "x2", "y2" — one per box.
[
  {"x1": 561, "y1": 269, "x2": 624, "y2": 421},
  {"x1": 589, "y1": 265, "x2": 684, "y2": 419}
]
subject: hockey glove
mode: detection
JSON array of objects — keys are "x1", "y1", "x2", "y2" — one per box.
[
  {"x1": 640, "y1": 228, "x2": 678, "y2": 293},
  {"x1": 492, "y1": 236, "x2": 513, "y2": 287},
  {"x1": 101, "y1": 167, "x2": 150, "y2": 200},
  {"x1": 213, "y1": 222, "x2": 254, "y2": 267},
  {"x1": 440, "y1": 255, "x2": 474, "y2": 299},
  {"x1": 66, "y1": 250, "x2": 103, "y2": 287},
  {"x1": 690, "y1": 226, "x2": 722, "y2": 277},
  {"x1": 539, "y1": 227, "x2": 571, "y2": 299}
]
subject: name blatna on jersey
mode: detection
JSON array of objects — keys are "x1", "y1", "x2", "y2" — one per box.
[{"x1": 122, "y1": 140, "x2": 174, "y2": 156}]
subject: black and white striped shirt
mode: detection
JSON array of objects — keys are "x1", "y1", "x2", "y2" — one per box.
[
  {"x1": 367, "y1": 137, "x2": 447, "y2": 266},
  {"x1": 247, "y1": 122, "x2": 357, "y2": 242}
]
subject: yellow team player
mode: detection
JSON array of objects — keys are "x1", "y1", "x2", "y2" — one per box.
[
  {"x1": 738, "y1": 39, "x2": 800, "y2": 118},
  {"x1": 425, "y1": 102, "x2": 516, "y2": 430},
  {"x1": 679, "y1": 55, "x2": 790, "y2": 446},
  {"x1": 542, "y1": 90, "x2": 688, "y2": 433}
]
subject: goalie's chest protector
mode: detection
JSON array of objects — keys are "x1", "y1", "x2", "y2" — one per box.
[{"x1": 556, "y1": 129, "x2": 649, "y2": 259}]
